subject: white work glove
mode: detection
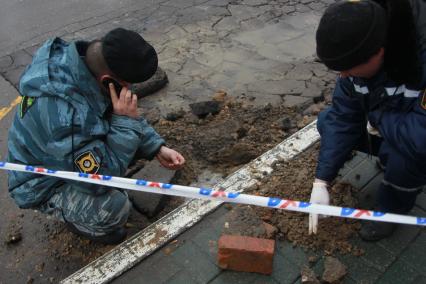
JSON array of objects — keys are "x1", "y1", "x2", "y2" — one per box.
[
  {"x1": 308, "y1": 180, "x2": 330, "y2": 235},
  {"x1": 367, "y1": 121, "x2": 381, "y2": 137}
]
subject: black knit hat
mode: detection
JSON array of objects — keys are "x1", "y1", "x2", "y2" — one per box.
[
  {"x1": 101, "y1": 28, "x2": 158, "y2": 83},
  {"x1": 316, "y1": 0, "x2": 387, "y2": 71}
]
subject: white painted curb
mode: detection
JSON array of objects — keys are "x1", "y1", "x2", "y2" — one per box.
[{"x1": 61, "y1": 120, "x2": 320, "y2": 284}]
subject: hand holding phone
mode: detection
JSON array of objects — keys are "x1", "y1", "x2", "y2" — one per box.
[
  {"x1": 104, "y1": 79, "x2": 138, "y2": 119},
  {"x1": 102, "y1": 78, "x2": 123, "y2": 95}
]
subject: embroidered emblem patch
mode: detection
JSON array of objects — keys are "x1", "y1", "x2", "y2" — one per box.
[
  {"x1": 421, "y1": 90, "x2": 426, "y2": 110},
  {"x1": 19, "y1": 96, "x2": 36, "y2": 118},
  {"x1": 74, "y1": 151, "x2": 100, "y2": 174}
]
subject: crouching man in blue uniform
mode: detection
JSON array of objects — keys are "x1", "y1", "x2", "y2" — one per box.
[
  {"x1": 7, "y1": 28, "x2": 185, "y2": 244},
  {"x1": 309, "y1": 0, "x2": 426, "y2": 241}
]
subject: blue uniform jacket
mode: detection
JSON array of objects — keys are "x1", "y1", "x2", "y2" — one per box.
[
  {"x1": 317, "y1": 0, "x2": 426, "y2": 183},
  {"x1": 8, "y1": 38, "x2": 165, "y2": 208},
  {"x1": 316, "y1": 49, "x2": 426, "y2": 182}
]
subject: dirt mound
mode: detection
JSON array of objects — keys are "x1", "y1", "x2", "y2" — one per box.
[
  {"x1": 152, "y1": 97, "x2": 360, "y2": 255},
  {"x1": 253, "y1": 144, "x2": 362, "y2": 255},
  {"x1": 152, "y1": 98, "x2": 309, "y2": 183}
]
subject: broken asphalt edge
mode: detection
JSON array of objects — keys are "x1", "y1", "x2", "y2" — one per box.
[{"x1": 60, "y1": 120, "x2": 320, "y2": 284}]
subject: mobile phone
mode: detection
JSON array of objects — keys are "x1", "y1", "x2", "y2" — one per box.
[{"x1": 102, "y1": 78, "x2": 123, "y2": 96}]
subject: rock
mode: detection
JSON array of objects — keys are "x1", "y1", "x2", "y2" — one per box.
[
  {"x1": 5, "y1": 231, "x2": 22, "y2": 244},
  {"x1": 213, "y1": 90, "x2": 227, "y2": 102},
  {"x1": 164, "y1": 109, "x2": 185, "y2": 121},
  {"x1": 222, "y1": 206, "x2": 276, "y2": 239},
  {"x1": 277, "y1": 117, "x2": 294, "y2": 131},
  {"x1": 263, "y1": 222, "x2": 278, "y2": 239},
  {"x1": 301, "y1": 266, "x2": 320, "y2": 284},
  {"x1": 189, "y1": 100, "x2": 222, "y2": 118},
  {"x1": 322, "y1": 257, "x2": 347, "y2": 283},
  {"x1": 232, "y1": 127, "x2": 248, "y2": 140},
  {"x1": 132, "y1": 67, "x2": 169, "y2": 98}
]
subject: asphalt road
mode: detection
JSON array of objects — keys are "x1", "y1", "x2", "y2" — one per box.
[{"x1": 0, "y1": 0, "x2": 147, "y2": 56}]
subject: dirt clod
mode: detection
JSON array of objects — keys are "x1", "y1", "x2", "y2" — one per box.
[
  {"x1": 301, "y1": 266, "x2": 320, "y2": 284},
  {"x1": 322, "y1": 256, "x2": 347, "y2": 283},
  {"x1": 189, "y1": 100, "x2": 222, "y2": 118},
  {"x1": 222, "y1": 206, "x2": 273, "y2": 239}
]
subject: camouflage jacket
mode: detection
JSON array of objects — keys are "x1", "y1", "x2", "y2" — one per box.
[{"x1": 8, "y1": 38, "x2": 164, "y2": 208}]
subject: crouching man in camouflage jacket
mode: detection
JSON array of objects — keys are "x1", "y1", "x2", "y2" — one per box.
[{"x1": 8, "y1": 28, "x2": 185, "y2": 244}]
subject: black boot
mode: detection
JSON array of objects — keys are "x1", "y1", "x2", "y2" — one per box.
[
  {"x1": 66, "y1": 222, "x2": 127, "y2": 245},
  {"x1": 359, "y1": 221, "x2": 396, "y2": 242},
  {"x1": 131, "y1": 67, "x2": 168, "y2": 98},
  {"x1": 128, "y1": 191, "x2": 170, "y2": 218}
]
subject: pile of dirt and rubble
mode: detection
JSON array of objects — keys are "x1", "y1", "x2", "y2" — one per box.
[
  {"x1": 149, "y1": 93, "x2": 361, "y2": 255},
  {"x1": 250, "y1": 144, "x2": 363, "y2": 255},
  {"x1": 150, "y1": 93, "x2": 319, "y2": 184}
]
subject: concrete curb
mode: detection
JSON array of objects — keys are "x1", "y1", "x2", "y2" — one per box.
[{"x1": 61, "y1": 120, "x2": 320, "y2": 284}]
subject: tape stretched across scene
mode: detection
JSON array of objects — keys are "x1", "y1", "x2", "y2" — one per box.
[{"x1": 1, "y1": 161, "x2": 425, "y2": 226}]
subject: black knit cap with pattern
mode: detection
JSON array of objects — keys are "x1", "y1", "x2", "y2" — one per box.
[
  {"x1": 101, "y1": 28, "x2": 158, "y2": 83},
  {"x1": 316, "y1": 0, "x2": 387, "y2": 71}
]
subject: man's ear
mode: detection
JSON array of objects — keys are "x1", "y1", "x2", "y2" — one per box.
[
  {"x1": 99, "y1": 74, "x2": 113, "y2": 90},
  {"x1": 99, "y1": 74, "x2": 112, "y2": 84}
]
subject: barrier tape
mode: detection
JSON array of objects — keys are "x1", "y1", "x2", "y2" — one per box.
[{"x1": 1, "y1": 161, "x2": 425, "y2": 226}]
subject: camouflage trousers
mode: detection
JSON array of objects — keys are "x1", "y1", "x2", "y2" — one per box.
[{"x1": 38, "y1": 184, "x2": 131, "y2": 236}]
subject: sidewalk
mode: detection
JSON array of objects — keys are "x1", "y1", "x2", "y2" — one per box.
[{"x1": 114, "y1": 153, "x2": 426, "y2": 284}]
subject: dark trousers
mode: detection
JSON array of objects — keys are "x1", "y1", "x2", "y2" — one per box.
[
  {"x1": 358, "y1": 134, "x2": 423, "y2": 213},
  {"x1": 317, "y1": 109, "x2": 424, "y2": 213}
]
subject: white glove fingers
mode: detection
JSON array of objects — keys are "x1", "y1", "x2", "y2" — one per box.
[{"x1": 312, "y1": 213, "x2": 318, "y2": 234}]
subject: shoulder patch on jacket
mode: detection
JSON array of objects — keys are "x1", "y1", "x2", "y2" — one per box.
[
  {"x1": 421, "y1": 90, "x2": 426, "y2": 110},
  {"x1": 74, "y1": 151, "x2": 100, "y2": 174},
  {"x1": 19, "y1": 96, "x2": 36, "y2": 118}
]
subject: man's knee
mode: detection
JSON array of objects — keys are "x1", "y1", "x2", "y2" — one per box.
[
  {"x1": 64, "y1": 189, "x2": 131, "y2": 234},
  {"x1": 95, "y1": 190, "x2": 131, "y2": 230}
]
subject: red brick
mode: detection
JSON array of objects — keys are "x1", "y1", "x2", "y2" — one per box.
[{"x1": 217, "y1": 235, "x2": 275, "y2": 275}]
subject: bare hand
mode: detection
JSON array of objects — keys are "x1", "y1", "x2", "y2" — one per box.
[
  {"x1": 109, "y1": 83, "x2": 138, "y2": 119},
  {"x1": 156, "y1": 146, "x2": 185, "y2": 170}
]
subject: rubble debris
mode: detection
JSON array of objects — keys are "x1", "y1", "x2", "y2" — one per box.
[
  {"x1": 222, "y1": 205, "x2": 276, "y2": 239},
  {"x1": 212, "y1": 90, "x2": 227, "y2": 102},
  {"x1": 322, "y1": 256, "x2": 347, "y2": 283},
  {"x1": 189, "y1": 100, "x2": 222, "y2": 118},
  {"x1": 253, "y1": 145, "x2": 361, "y2": 254},
  {"x1": 5, "y1": 231, "x2": 22, "y2": 244},
  {"x1": 301, "y1": 266, "x2": 320, "y2": 284}
]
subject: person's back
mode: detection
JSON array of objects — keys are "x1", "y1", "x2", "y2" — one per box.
[{"x1": 8, "y1": 28, "x2": 185, "y2": 244}]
